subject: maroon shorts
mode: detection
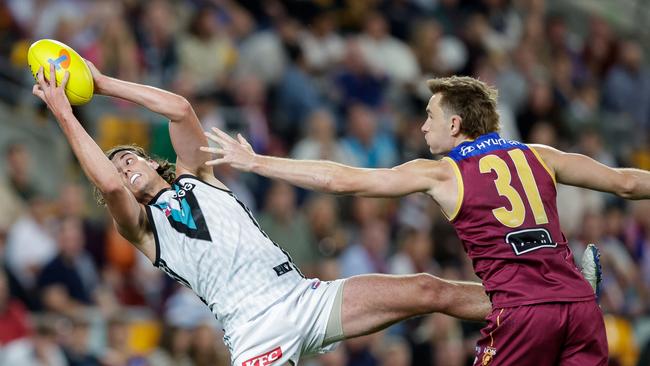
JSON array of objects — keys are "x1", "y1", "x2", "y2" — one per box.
[{"x1": 473, "y1": 300, "x2": 607, "y2": 366}]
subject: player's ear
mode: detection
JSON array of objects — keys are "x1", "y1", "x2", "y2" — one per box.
[
  {"x1": 147, "y1": 159, "x2": 160, "y2": 170},
  {"x1": 450, "y1": 115, "x2": 462, "y2": 136}
]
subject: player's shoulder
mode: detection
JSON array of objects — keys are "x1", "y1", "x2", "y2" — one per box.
[
  {"x1": 527, "y1": 143, "x2": 561, "y2": 154},
  {"x1": 394, "y1": 158, "x2": 456, "y2": 184},
  {"x1": 526, "y1": 144, "x2": 564, "y2": 168}
]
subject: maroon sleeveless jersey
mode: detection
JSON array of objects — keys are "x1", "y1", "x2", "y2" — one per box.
[{"x1": 445, "y1": 133, "x2": 594, "y2": 307}]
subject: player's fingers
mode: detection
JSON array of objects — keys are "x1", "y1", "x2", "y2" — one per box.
[
  {"x1": 32, "y1": 84, "x2": 45, "y2": 99},
  {"x1": 49, "y1": 63, "x2": 56, "y2": 86},
  {"x1": 36, "y1": 67, "x2": 46, "y2": 88},
  {"x1": 212, "y1": 127, "x2": 236, "y2": 142},
  {"x1": 60, "y1": 71, "x2": 70, "y2": 89},
  {"x1": 205, "y1": 158, "x2": 228, "y2": 166},
  {"x1": 237, "y1": 133, "x2": 252, "y2": 148},
  {"x1": 199, "y1": 146, "x2": 225, "y2": 155},
  {"x1": 203, "y1": 131, "x2": 224, "y2": 145}
]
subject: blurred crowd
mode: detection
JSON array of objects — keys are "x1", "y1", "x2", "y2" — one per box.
[{"x1": 1, "y1": 0, "x2": 650, "y2": 365}]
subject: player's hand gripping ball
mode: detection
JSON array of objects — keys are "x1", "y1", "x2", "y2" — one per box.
[{"x1": 27, "y1": 39, "x2": 93, "y2": 105}]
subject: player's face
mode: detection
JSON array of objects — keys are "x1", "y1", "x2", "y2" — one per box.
[
  {"x1": 421, "y1": 94, "x2": 455, "y2": 154},
  {"x1": 111, "y1": 151, "x2": 161, "y2": 201}
]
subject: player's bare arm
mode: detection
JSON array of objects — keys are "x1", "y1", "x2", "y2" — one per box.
[
  {"x1": 86, "y1": 62, "x2": 224, "y2": 189},
  {"x1": 32, "y1": 64, "x2": 154, "y2": 261},
  {"x1": 201, "y1": 127, "x2": 458, "y2": 201},
  {"x1": 531, "y1": 144, "x2": 650, "y2": 199}
]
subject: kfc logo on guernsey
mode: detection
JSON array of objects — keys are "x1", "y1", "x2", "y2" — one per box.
[
  {"x1": 242, "y1": 347, "x2": 283, "y2": 366},
  {"x1": 450, "y1": 133, "x2": 525, "y2": 161}
]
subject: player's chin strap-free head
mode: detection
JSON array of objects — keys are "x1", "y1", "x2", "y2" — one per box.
[{"x1": 92, "y1": 144, "x2": 176, "y2": 206}]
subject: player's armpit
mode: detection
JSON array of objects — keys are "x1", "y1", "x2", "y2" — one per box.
[
  {"x1": 102, "y1": 187, "x2": 155, "y2": 261},
  {"x1": 169, "y1": 104, "x2": 214, "y2": 176}
]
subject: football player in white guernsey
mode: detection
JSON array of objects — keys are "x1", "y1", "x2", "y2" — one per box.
[{"x1": 33, "y1": 62, "x2": 492, "y2": 365}]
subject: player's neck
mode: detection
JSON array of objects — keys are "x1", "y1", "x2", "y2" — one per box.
[
  {"x1": 451, "y1": 133, "x2": 473, "y2": 149},
  {"x1": 140, "y1": 178, "x2": 171, "y2": 204}
]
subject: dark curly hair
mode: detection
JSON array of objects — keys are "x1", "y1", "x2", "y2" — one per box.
[{"x1": 94, "y1": 144, "x2": 176, "y2": 206}]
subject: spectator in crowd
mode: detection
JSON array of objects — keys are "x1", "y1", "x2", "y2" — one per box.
[
  {"x1": 410, "y1": 20, "x2": 467, "y2": 78},
  {"x1": 189, "y1": 322, "x2": 229, "y2": 366},
  {"x1": 581, "y1": 16, "x2": 618, "y2": 81},
  {"x1": 147, "y1": 323, "x2": 194, "y2": 366},
  {"x1": 299, "y1": 10, "x2": 345, "y2": 74},
  {"x1": 83, "y1": 3, "x2": 139, "y2": 83},
  {"x1": 0, "y1": 145, "x2": 28, "y2": 230},
  {"x1": 59, "y1": 315, "x2": 101, "y2": 366},
  {"x1": 274, "y1": 42, "x2": 323, "y2": 140},
  {"x1": 516, "y1": 80, "x2": 565, "y2": 142},
  {"x1": 5, "y1": 196, "x2": 57, "y2": 295},
  {"x1": 0, "y1": 269, "x2": 30, "y2": 346},
  {"x1": 0, "y1": 315, "x2": 67, "y2": 366},
  {"x1": 2, "y1": 142, "x2": 38, "y2": 203},
  {"x1": 291, "y1": 109, "x2": 354, "y2": 164},
  {"x1": 333, "y1": 39, "x2": 388, "y2": 111},
  {"x1": 36, "y1": 216, "x2": 99, "y2": 316},
  {"x1": 377, "y1": 335, "x2": 412, "y2": 366},
  {"x1": 389, "y1": 228, "x2": 438, "y2": 275},
  {"x1": 304, "y1": 194, "x2": 347, "y2": 260},
  {"x1": 356, "y1": 12, "x2": 420, "y2": 86},
  {"x1": 258, "y1": 181, "x2": 318, "y2": 276},
  {"x1": 177, "y1": 5, "x2": 237, "y2": 93},
  {"x1": 602, "y1": 39, "x2": 650, "y2": 144},
  {"x1": 56, "y1": 184, "x2": 107, "y2": 271},
  {"x1": 229, "y1": 74, "x2": 272, "y2": 154},
  {"x1": 235, "y1": 15, "x2": 298, "y2": 85},
  {"x1": 340, "y1": 219, "x2": 391, "y2": 277},
  {"x1": 136, "y1": 0, "x2": 180, "y2": 88},
  {"x1": 340, "y1": 103, "x2": 398, "y2": 168}
]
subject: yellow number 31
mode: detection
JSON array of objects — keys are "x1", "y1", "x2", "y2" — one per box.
[{"x1": 479, "y1": 150, "x2": 549, "y2": 228}]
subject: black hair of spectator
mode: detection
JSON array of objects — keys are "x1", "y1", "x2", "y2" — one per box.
[{"x1": 285, "y1": 41, "x2": 304, "y2": 64}]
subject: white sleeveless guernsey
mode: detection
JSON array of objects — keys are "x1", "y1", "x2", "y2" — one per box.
[{"x1": 145, "y1": 174, "x2": 304, "y2": 334}]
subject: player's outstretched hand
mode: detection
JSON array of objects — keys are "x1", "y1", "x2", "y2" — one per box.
[
  {"x1": 32, "y1": 63, "x2": 72, "y2": 119},
  {"x1": 201, "y1": 127, "x2": 257, "y2": 172},
  {"x1": 84, "y1": 59, "x2": 107, "y2": 94}
]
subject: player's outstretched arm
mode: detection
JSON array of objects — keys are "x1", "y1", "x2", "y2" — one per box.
[
  {"x1": 86, "y1": 62, "x2": 212, "y2": 178},
  {"x1": 32, "y1": 65, "x2": 151, "y2": 259},
  {"x1": 201, "y1": 127, "x2": 441, "y2": 197},
  {"x1": 532, "y1": 144, "x2": 650, "y2": 199}
]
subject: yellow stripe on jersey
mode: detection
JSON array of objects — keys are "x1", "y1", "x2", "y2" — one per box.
[
  {"x1": 442, "y1": 157, "x2": 464, "y2": 221},
  {"x1": 528, "y1": 145, "x2": 556, "y2": 186}
]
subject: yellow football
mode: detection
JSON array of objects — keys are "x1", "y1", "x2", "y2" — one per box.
[{"x1": 27, "y1": 39, "x2": 94, "y2": 105}]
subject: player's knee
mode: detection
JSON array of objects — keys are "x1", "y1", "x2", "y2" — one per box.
[{"x1": 412, "y1": 273, "x2": 448, "y2": 313}]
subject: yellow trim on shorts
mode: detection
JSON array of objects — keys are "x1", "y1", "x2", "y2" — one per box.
[
  {"x1": 442, "y1": 157, "x2": 464, "y2": 221},
  {"x1": 489, "y1": 308, "x2": 505, "y2": 347},
  {"x1": 528, "y1": 145, "x2": 556, "y2": 186}
]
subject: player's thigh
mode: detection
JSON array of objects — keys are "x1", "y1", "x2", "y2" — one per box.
[
  {"x1": 340, "y1": 273, "x2": 445, "y2": 338},
  {"x1": 559, "y1": 300, "x2": 608, "y2": 366},
  {"x1": 473, "y1": 304, "x2": 563, "y2": 366}
]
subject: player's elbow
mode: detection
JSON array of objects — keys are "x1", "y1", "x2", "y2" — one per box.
[
  {"x1": 325, "y1": 176, "x2": 357, "y2": 195},
  {"x1": 323, "y1": 166, "x2": 362, "y2": 195},
  {"x1": 172, "y1": 97, "x2": 193, "y2": 120},
  {"x1": 616, "y1": 172, "x2": 638, "y2": 199},
  {"x1": 100, "y1": 181, "x2": 126, "y2": 198},
  {"x1": 162, "y1": 96, "x2": 192, "y2": 121}
]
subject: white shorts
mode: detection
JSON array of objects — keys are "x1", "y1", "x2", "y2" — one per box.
[{"x1": 226, "y1": 278, "x2": 345, "y2": 366}]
